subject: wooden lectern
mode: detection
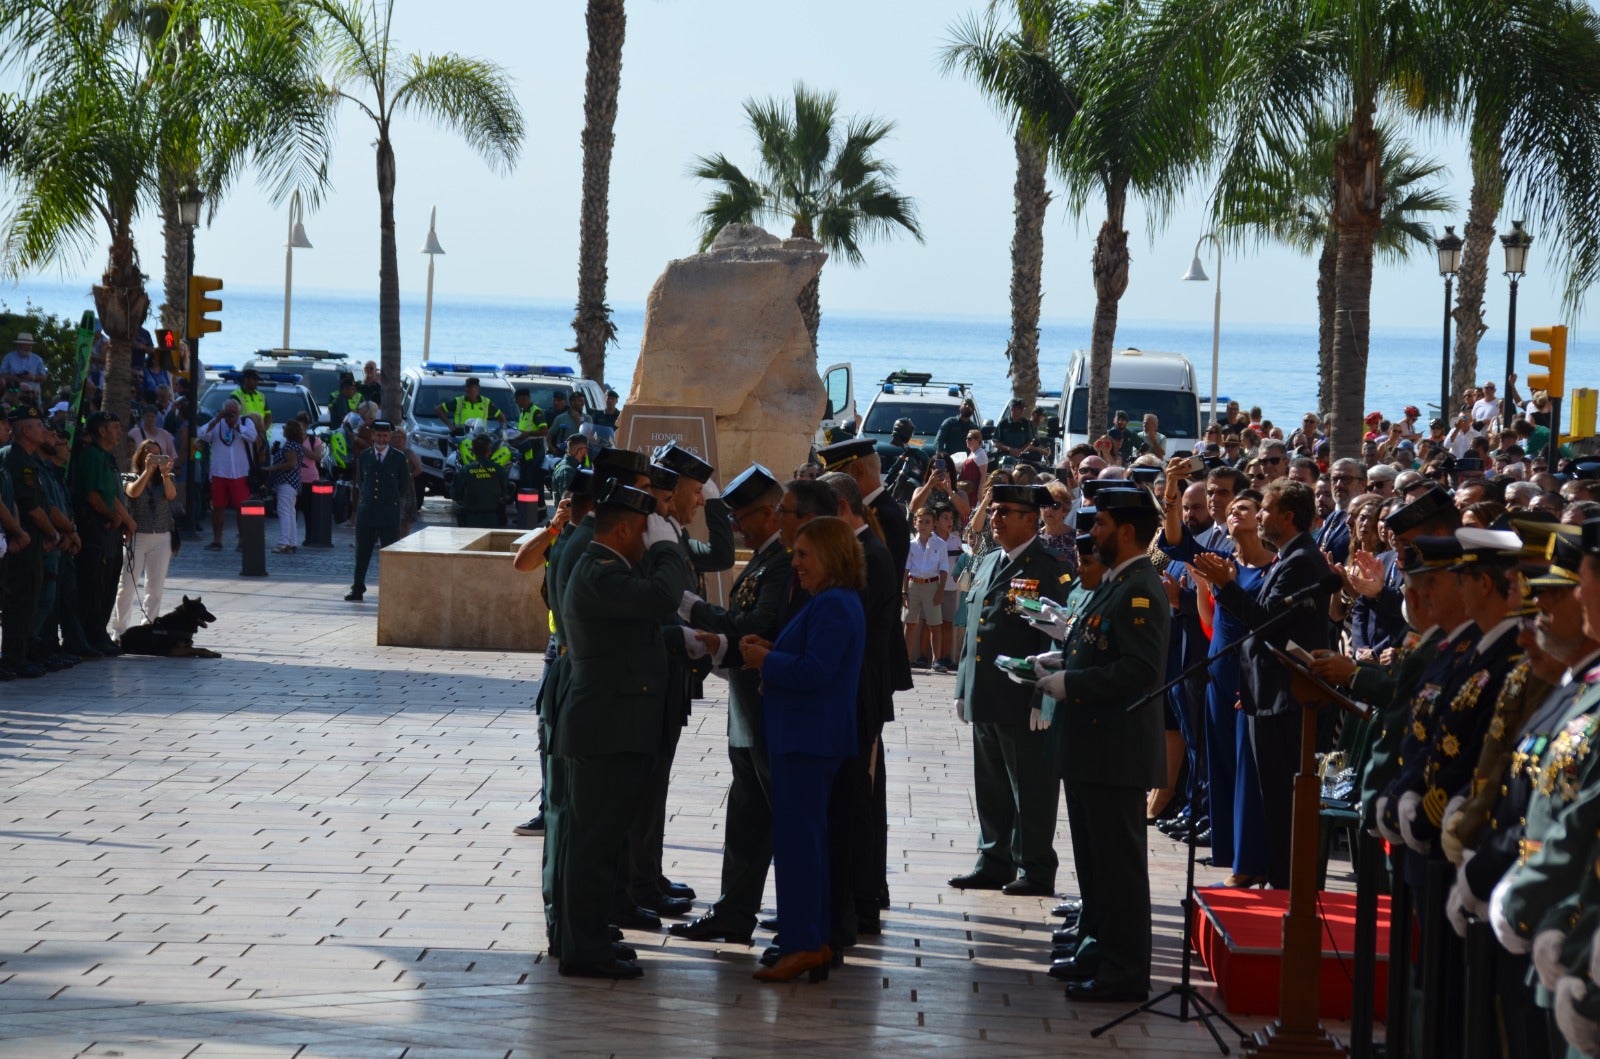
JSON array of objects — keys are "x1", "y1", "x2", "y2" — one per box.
[{"x1": 1245, "y1": 647, "x2": 1370, "y2": 1058}]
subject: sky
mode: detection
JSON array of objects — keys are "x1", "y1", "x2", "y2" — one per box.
[{"x1": 1, "y1": 0, "x2": 1591, "y2": 341}]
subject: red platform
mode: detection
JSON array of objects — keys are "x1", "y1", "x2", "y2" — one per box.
[{"x1": 1189, "y1": 888, "x2": 1390, "y2": 1021}]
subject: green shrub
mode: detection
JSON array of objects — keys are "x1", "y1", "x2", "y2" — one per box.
[{"x1": 0, "y1": 299, "x2": 91, "y2": 402}]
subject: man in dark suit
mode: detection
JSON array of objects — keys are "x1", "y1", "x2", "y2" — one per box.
[
  {"x1": 950, "y1": 483, "x2": 1070, "y2": 895},
  {"x1": 553, "y1": 483, "x2": 691, "y2": 979},
  {"x1": 1037, "y1": 486, "x2": 1170, "y2": 1002},
  {"x1": 345, "y1": 420, "x2": 411, "y2": 602},
  {"x1": 669, "y1": 465, "x2": 792, "y2": 945},
  {"x1": 1196, "y1": 478, "x2": 1334, "y2": 889}
]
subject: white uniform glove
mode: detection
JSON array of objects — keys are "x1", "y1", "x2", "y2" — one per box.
[
  {"x1": 1374, "y1": 796, "x2": 1402, "y2": 846},
  {"x1": 1029, "y1": 706, "x2": 1050, "y2": 731},
  {"x1": 1027, "y1": 651, "x2": 1064, "y2": 673},
  {"x1": 677, "y1": 589, "x2": 703, "y2": 623},
  {"x1": 0, "y1": 534, "x2": 7, "y2": 560},
  {"x1": 1446, "y1": 862, "x2": 1486, "y2": 937},
  {"x1": 954, "y1": 697, "x2": 968, "y2": 723},
  {"x1": 680, "y1": 627, "x2": 708, "y2": 661},
  {"x1": 1398, "y1": 790, "x2": 1432, "y2": 854},
  {"x1": 643, "y1": 513, "x2": 678, "y2": 548},
  {"x1": 1490, "y1": 876, "x2": 1531, "y2": 954},
  {"x1": 1555, "y1": 976, "x2": 1600, "y2": 1057},
  {"x1": 1534, "y1": 928, "x2": 1570, "y2": 991},
  {"x1": 703, "y1": 478, "x2": 720, "y2": 500},
  {"x1": 1036, "y1": 670, "x2": 1066, "y2": 700}
]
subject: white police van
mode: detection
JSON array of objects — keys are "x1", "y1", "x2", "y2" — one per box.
[
  {"x1": 1057, "y1": 348, "x2": 1203, "y2": 456},
  {"x1": 857, "y1": 371, "x2": 978, "y2": 452},
  {"x1": 400, "y1": 363, "x2": 519, "y2": 497}
]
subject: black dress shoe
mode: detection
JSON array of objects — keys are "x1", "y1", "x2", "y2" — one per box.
[
  {"x1": 759, "y1": 915, "x2": 780, "y2": 931},
  {"x1": 609, "y1": 926, "x2": 624, "y2": 942},
  {"x1": 655, "y1": 895, "x2": 694, "y2": 918},
  {"x1": 92, "y1": 641, "x2": 123, "y2": 657},
  {"x1": 612, "y1": 906, "x2": 661, "y2": 931},
  {"x1": 1001, "y1": 877, "x2": 1054, "y2": 897},
  {"x1": 1157, "y1": 815, "x2": 1189, "y2": 835},
  {"x1": 613, "y1": 942, "x2": 638, "y2": 962},
  {"x1": 948, "y1": 871, "x2": 1012, "y2": 890},
  {"x1": 1065, "y1": 979, "x2": 1149, "y2": 1003},
  {"x1": 1050, "y1": 945, "x2": 1081, "y2": 962},
  {"x1": 759, "y1": 944, "x2": 781, "y2": 967},
  {"x1": 661, "y1": 877, "x2": 696, "y2": 901},
  {"x1": 1047, "y1": 957, "x2": 1099, "y2": 982},
  {"x1": 668, "y1": 913, "x2": 753, "y2": 945},
  {"x1": 1052, "y1": 926, "x2": 1081, "y2": 946},
  {"x1": 856, "y1": 915, "x2": 882, "y2": 936},
  {"x1": 1051, "y1": 900, "x2": 1082, "y2": 918},
  {"x1": 12, "y1": 663, "x2": 45, "y2": 679},
  {"x1": 558, "y1": 959, "x2": 643, "y2": 980},
  {"x1": 1191, "y1": 828, "x2": 1213, "y2": 847},
  {"x1": 344, "y1": 590, "x2": 364, "y2": 602}
]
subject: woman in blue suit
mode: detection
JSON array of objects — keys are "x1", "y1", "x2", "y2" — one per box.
[{"x1": 740, "y1": 516, "x2": 866, "y2": 983}]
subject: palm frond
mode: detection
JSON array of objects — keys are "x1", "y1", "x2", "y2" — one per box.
[{"x1": 391, "y1": 53, "x2": 523, "y2": 172}]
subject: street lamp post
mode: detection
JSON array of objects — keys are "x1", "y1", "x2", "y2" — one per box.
[
  {"x1": 1182, "y1": 233, "x2": 1223, "y2": 427},
  {"x1": 281, "y1": 189, "x2": 313, "y2": 349},
  {"x1": 178, "y1": 185, "x2": 204, "y2": 534},
  {"x1": 1435, "y1": 226, "x2": 1463, "y2": 421},
  {"x1": 420, "y1": 207, "x2": 445, "y2": 362},
  {"x1": 1500, "y1": 220, "x2": 1533, "y2": 429}
]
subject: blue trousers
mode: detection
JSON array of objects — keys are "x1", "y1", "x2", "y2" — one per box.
[{"x1": 769, "y1": 751, "x2": 841, "y2": 954}]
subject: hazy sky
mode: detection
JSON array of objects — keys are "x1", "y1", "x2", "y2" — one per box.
[{"x1": 4, "y1": 0, "x2": 1591, "y2": 341}]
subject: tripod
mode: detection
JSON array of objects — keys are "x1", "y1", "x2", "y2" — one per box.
[{"x1": 1089, "y1": 811, "x2": 1249, "y2": 1052}]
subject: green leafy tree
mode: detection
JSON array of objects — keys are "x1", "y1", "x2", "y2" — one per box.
[
  {"x1": 691, "y1": 82, "x2": 923, "y2": 352},
  {"x1": 570, "y1": 0, "x2": 624, "y2": 385},
  {"x1": 0, "y1": 300, "x2": 86, "y2": 399},
  {"x1": 308, "y1": 0, "x2": 525, "y2": 421},
  {"x1": 1216, "y1": 115, "x2": 1453, "y2": 412},
  {"x1": 0, "y1": 0, "x2": 329, "y2": 424}
]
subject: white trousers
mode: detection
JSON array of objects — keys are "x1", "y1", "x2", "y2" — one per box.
[
  {"x1": 113, "y1": 531, "x2": 172, "y2": 635},
  {"x1": 276, "y1": 483, "x2": 300, "y2": 547}
]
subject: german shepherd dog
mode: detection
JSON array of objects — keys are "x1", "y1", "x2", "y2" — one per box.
[{"x1": 119, "y1": 596, "x2": 222, "y2": 658}]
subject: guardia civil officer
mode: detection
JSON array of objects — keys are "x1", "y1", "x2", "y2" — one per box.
[
  {"x1": 552, "y1": 482, "x2": 691, "y2": 979},
  {"x1": 1035, "y1": 486, "x2": 1169, "y2": 1003},
  {"x1": 949, "y1": 483, "x2": 1069, "y2": 895},
  {"x1": 451, "y1": 432, "x2": 507, "y2": 527},
  {"x1": 345, "y1": 420, "x2": 410, "y2": 602}
]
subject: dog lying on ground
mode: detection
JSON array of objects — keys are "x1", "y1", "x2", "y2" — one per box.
[{"x1": 118, "y1": 596, "x2": 222, "y2": 658}]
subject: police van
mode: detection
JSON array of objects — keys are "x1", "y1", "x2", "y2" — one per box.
[
  {"x1": 858, "y1": 371, "x2": 979, "y2": 453},
  {"x1": 400, "y1": 364, "x2": 519, "y2": 496},
  {"x1": 197, "y1": 370, "x2": 318, "y2": 448},
  {"x1": 1057, "y1": 348, "x2": 1203, "y2": 456},
  {"x1": 243, "y1": 349, "x2": 354, "y2": 426}
]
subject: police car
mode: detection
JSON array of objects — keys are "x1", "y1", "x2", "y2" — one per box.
[
  {"x1": 858, "y1": 372, "x2": 980, "y2": 455},
  {"x1": 197, "y1": 370, "x2": 318, "y2": 448},
  {"x1": 499, "y1": 363, "x2": 606, "y2": 421},
  {"x1": 400, "y1": 363, "x2": 519, "y2": 497},
  {"x1": 243, "y1": 349, "x2": 355, "y2": 426}
]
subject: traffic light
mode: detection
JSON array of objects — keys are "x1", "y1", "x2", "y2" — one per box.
[
  {"x1": 187, "y1": 275, "x2": 223, "y2": 338},
  {"x1": 1529, "y1": 324, "x2": 1568, "y2": 399},
  {"x1": 155, "y1": 328, "x2": 175, "y2": 352}
]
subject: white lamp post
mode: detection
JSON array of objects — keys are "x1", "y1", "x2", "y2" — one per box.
[
  {"x1": 281, "y1": 189, "x2": 313, "y2": 349},
  {"x1": 1182, "y1": 233, "x2": 1223, "y2": 427},
  {"x1": 420, "y1": 207, "x2": 446, "y2": 363}
]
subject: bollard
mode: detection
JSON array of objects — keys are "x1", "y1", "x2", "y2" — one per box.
[
  {"x1": 305, "y1": 483, "x2": 334, "y2": 548},
  {"x1": 516, "y1": 490, "x2": 542, "y2": 528},
  {"x1": 239, "y1": 502, "x2": 268, "y2": 577}
]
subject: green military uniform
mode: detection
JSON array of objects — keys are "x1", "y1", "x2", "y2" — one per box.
[
  {"x1": 1050, "y1": 550, "x2": 1169, "y2": 992},
  {"x1": 455, "y1": 434, "x2": 512, "y2": 467},
  {"x1": 954, "y1": 524, "x2": 1069, "y2": 890},
  {"x1": 451, "y1": 454, "x2": 506, "y2": 527},
  {"x1": 1, "y1": 439, "x2": 45, "y2": 670},
  {"x1": 348, "y1": 443, "x2": 409, "y2": 598},
  {"x1": 553, "y1": 522, "x2": 692, "y2": 972},
  {"x1": 538, "y1": 515, "x2": 589, "y2": 953},
  {"x1": 550, "y1": 454, "x2": 588, "y2": 502},
  {"x1": 1353, "y1": 625, "x2": 1449, "y2": 832}
]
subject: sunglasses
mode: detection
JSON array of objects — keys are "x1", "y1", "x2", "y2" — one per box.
[{"x1": 1263, "y1": 456, "x2": 1284, "y2": 465}]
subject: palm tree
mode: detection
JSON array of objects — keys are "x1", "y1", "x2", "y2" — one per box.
[
  {"x1": 1146, "y1": 0, "x2": 1465, "y2": 457},
  {"x1": 1216, "y1": 115, "x2": 1453, "y2": 412},
  {"x1": 1445, "y1": 0, "x2": 1600, "y2": 398},
  {"x1": 308, "y1": 0, "x2": 524, "y2": 421},
  {"x1": 0, "y1": 0, "x2": 328, "y2": 423},
  {"x1": 570, "y1": 0, "x2": 624, "y2": 385},
  {"x1": 691, "y1": 82, "x2": 923, "y2": 352},
  {"x1": 941, "y1": 0, "x2": 1060, "y2": 413}
]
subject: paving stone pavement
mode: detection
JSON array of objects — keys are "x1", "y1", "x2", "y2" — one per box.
[{"x1": 0, "y1": 504, "x2": 1359, "y2": 1057}]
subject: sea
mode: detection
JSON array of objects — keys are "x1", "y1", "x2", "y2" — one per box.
[{"x1": 1, "y1": 280, "x2": 1560, "y2": 427}]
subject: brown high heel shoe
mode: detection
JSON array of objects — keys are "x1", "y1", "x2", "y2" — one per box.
[
  {"x1": 1223, "y1": 873, "x2": 1269, "y2": 889},
  {"x1": 752, "y1": 945, "x2": 832, "y2": 983}
]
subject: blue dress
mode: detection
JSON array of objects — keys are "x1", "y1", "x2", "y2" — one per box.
[{"x1": 1207, "y1": 563, "x2": 1270, "y2": 877}]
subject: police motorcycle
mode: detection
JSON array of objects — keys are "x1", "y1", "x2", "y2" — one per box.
[{"x1": 444, "y1": 418, "x2": 516, "y2": 518}]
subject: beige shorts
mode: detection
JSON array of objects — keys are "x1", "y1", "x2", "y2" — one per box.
[{"x1": 904, "y1": 579, "x2": 942, "y2": 625}]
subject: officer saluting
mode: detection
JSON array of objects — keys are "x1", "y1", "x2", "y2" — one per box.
[
  {"x1": 553, "y1": 481, "x2": 692, "y2": 979},
  {"x1": 1035, "y1": 485, "x2": 1169, "y2": 1003}
]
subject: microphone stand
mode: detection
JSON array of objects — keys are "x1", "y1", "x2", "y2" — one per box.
[{"x1": 1092, "y1": 595, "x2": 1355, "y2": 1053}]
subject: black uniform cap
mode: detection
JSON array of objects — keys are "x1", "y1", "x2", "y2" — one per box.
[
  {"x1": 1093, "y1": 487, "x2": 1161, "y2": 514},
  {"x1": 1384, "y1": 485, "x2": 1454, "y2": 536},
  {"x1": 1404, "y1": 535, "x2": 1465, "y2": 573},
  {"x1": 724, "y1": 464, "x2": 780, "y2": 511},
  {"x1": 815, "y1": 436, "x2": 876, "y2": 470},
  {"x1": 566, "y1": 469, "x2": 595, "y2": 498},
  {"x1": 652, "y1": 441, "x2": 713, "y2": 483},
  {"x1": 647, "y1": 463, "x2": 680, "y2": 491},
  {"x1": 595, "y1": 481, "x2": 656, "y2": 516},
  {"x1": 1076, "y1": 532, "x2": 1097, "y2": 558},
  {"x1": 1528, "y1": 526, "x2": 1583, "y2": 589},
  {"x1": 1074, "y1": 506, "x2": 1099, "y2": 533},
  {"x1": 991, "y1": 484, "x2": 1051, "y2": 508},
  {"x1": 7, "y1": 404, "x2": 42, "y2": 423},
  {"x1": 592, "y1": 447, "x2": 651, "y2": 481}
]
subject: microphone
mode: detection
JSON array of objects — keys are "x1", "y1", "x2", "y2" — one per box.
[{"x1": 1273, "y1": 572, "x2": 1344, "y2": 611}]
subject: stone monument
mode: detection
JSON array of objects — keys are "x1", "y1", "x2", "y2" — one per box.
[{"x1": 626, "y1": 224, "x2": 827, "y2": 480}]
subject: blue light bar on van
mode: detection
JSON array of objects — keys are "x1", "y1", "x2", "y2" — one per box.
[
  {"x1": 500, "y1": 363, "x2": 575, "y2": 376},
  {"x1": 947, "y1": 386, "x2": 961, "y2": 397},
  {"x1": 424, "y1": 363, "x2": 500, "y2": 374},
  {"x1": 220, "y1": 370, "x2": 303, "y2": 385},
  {"x1": 208, "y1": 364, "x2": 237, "y2": 373},
  {"x1": 882, "y1": 382, "x2": 895, "y2": 394}
]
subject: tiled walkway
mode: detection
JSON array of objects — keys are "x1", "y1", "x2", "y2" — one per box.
[{"x1": 0, "y1": 510, "x2": 1355, "y2": 1057}]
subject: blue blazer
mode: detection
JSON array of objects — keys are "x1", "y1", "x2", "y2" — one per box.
[{"x1": 761, "y1": 587, "x2": 865, "y2": 759}]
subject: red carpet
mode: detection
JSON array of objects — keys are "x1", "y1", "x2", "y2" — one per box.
[{"x1": 1189, "y1": 888, "x2": 1390, "y2": 1020}]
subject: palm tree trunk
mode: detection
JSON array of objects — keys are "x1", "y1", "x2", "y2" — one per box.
[
  {"x1": 797, "y1": 273, "x2": 822, "y2": 354},
  {"x1": 1088, "y1": 186, "x2": 1129, "y2": 438},
  {"x1": 1328, "y1": 106, "x2": 1382, "y2": 460},
  {"x1": 1316, "y1": 230, "x2": 1335, "y2": 414},
  {"x1": 158, "y1": 186, "x2": 187, "y2": 346},
  {"x1": 93, "y1": 223, "x2": 149, "y2": 443},
  {"x1": 376, "y1": 129, "x2": 402, "y2": 423},
  {"x1": 1450, "y1": 156, "x2": 1501, "y2": 402},
  {"x1": 571, "y1": 0, "x2": 625, "y2": 384},
  {"x1": 1008, "y1": 129, "x2": 1049, "y2": 411}
]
